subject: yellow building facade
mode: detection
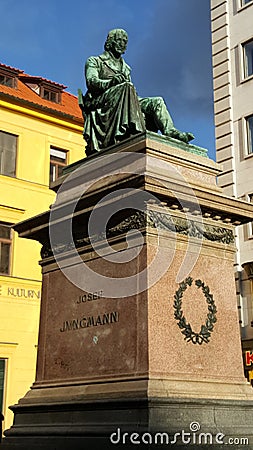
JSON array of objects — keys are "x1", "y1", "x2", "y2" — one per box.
[{"x1": 0, "y1": 63, "x2": 84, "y2": 432}]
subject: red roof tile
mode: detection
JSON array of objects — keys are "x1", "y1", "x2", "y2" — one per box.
[
  {"x1": 0, "y1": 63, "x2": 23, "y2": 74},
  {"x1": 19, "y1": 73, "x2": 67, "y2": 89},
  {"x1": 0, "y1": 63, "x2": 83, "y2": 123}
]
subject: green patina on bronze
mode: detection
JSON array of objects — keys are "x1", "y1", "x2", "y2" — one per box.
[{"x1": 79, "y1": 29, "x2": 195, "y2": 156}]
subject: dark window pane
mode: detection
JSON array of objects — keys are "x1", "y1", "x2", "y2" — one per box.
[
  {"x1": 0, "y1": 224, "x2": 11, "y2": 239},
  {"x1": 244, "y1": 40, "x2": 253, "y2": 78},
  {"x1": 42, "y1": 90, "x2": 58, "y2": 103},
  {"x1": 57, "y1": 165, "x2": 64, "y2": 178},
  {"x1": 0, "y1": 359, "x2": 6, "y2": 413},
  {"x1": 43, "y1": 90, "x2": 50, "y2": 100},
  {"x1": 247, "y1": 115, "x2": 253, "y2": 154},
  {"x1": 50, "y1": 92, "x2": 57, "y2": 103},
  {"x1": 0, "y1": 75, "x2": 14, "y2": 87},
  {"x1": 0, "y1": 242, "x2": 10, "y2": 274}
]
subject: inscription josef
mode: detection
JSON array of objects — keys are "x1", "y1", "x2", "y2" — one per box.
[
  {"x1": 60, "y1": 311, "x2": 119, "y2": 333},
  {"x1": 77, "y1": 290, "x2": 103, "y2": 304}
]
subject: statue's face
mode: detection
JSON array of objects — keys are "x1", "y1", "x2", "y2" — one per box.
[{"x1": 110, "y1": 32, "x2": 128, "y2": 56}]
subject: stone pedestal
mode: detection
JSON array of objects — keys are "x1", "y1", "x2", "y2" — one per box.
[{"x1": 3, "y1": 133, "x2": 253, "y2": 449}]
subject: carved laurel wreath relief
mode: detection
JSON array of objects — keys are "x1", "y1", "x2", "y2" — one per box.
[{"x1": 173, "y1": 276, "x2": 217, "y2": 345}]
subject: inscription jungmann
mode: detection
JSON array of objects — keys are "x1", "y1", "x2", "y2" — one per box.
[{"x1": 60, "y1": 311, "x2": 119, "y2": 333}]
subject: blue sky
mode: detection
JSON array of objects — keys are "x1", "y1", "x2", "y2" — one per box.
[{"x1": 0, "y1": 0, "x2": 215, "y2": 159}]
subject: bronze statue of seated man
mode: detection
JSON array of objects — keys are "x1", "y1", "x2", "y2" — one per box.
[{"x1": 79, "y1": 28, "x2": 194, "y2": 156}]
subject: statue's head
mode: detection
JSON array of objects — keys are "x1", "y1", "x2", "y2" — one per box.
[{"x1": 104, "y1": 29, "x2": 128, "y2": 55}]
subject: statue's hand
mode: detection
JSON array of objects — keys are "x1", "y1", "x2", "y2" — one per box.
[{"x1": 110, "y1": 73, "x2": 127, "y2": 86}]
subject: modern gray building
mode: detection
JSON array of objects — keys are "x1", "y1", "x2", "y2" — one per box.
[{"x1": 211, "y1": 0, "x2": 253, "y2": 382}]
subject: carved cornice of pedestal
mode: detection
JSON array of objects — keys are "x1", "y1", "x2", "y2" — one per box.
[
  {"x1": 41, "y1": 209, "x2": 234, "y2": 259},
  {"x1": 108, "y1": 210, "x2": 234, "y2": 244}
]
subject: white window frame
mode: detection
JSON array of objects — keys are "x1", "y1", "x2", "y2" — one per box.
[{"x1": 237, "y1": 0, "x2": 253, "y2": 11}]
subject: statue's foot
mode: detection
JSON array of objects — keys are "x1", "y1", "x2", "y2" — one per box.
[
  {"x1": 186, "y1": 132, "x2": 194, "y2": 142},
  {"x1": 166, "y1": 128, "x2": 195, "y2": 144}
]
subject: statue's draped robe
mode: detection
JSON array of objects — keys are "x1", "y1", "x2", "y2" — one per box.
[{"x1": 83, "y1": 52, "x2": 146, "y2": 153}]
